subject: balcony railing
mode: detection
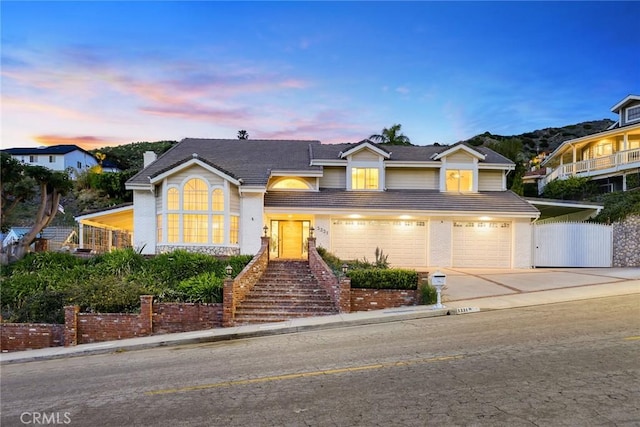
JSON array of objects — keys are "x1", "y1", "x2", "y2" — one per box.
[{"x1": 541, "y1": 147, "x2": 640, "y2": 188}]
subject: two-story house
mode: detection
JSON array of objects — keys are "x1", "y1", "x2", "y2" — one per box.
[
  {"x1": 2, "y1": 144, "x2": 99, "y2": 173},
  {"x1": 101, "y1": 138, "x2": 538, "y2": 269},
  {"x1": 539, "y1": 95, "x2": 640, "y2": 193}
]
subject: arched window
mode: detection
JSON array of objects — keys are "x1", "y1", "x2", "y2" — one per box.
[
  {"x1": 183, "y1": 178, "x2": 208, "y2": 210},
  {"x1": 271, "y1": 177, "x2": 311, "y2": 190},
  {"x1": 212, "y1": 188, "x2": 224, "y2": 211}
]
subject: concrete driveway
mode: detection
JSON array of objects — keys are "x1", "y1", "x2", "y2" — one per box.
[{"x1": 433, "y1": 267, "x2": 640, "y2": 306}]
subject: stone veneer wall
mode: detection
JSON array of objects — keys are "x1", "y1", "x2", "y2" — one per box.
[
  {"x1": 613, "y1": 214, "x2": 640, "y2": 267},
  {"x1": 156, "y1": 245, "x2": 240, "y2": 256}
]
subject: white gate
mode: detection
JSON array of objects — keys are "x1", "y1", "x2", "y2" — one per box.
[{"x1": 533, "y1": 222, "x2": 612, "y2": 267}]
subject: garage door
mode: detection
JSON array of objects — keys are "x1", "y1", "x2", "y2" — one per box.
[
  {"x1": 331, "y1": 219, "x2": 427, "y2": 267},
  {"x1": 452, "y1": 221, "x2": 511, "y2": 268}
]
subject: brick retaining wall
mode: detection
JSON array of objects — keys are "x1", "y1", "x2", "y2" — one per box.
[
  {"x1": 153, "y1": 303, "x2": 222, "y2": 334},
  {"x1": 350, "y1": 289, "x2": 420, "y2": 311},
  {"x1": 0, "y1": 323, "x2": 64, "y2": 352}
]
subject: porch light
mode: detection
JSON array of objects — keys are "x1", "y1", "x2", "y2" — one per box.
[
  {"x1": 309, "y1": 226, "x2": 315, "y2": 237},
  {"x1": 225, "y1": 265, "x2": 233, "y2": 277},
  {"x1": 263, "y1": 225, "x2": 268, "y2": 236},
  {"x1": 341, "y1": 263, "x2": 348, "y2": 276}
]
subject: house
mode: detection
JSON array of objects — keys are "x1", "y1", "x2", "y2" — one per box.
[
  {"x1": 538, "y1": 95, "x2": 640, "y2": 194},
  {"x1": 1, "y1": 144, "x2": 98, "y2": 173},
  {"x1": 75, "y1": 138, "x2": 540, "y2": 268}
]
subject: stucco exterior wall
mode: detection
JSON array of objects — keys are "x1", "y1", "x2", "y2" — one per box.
[
  {"x1": 313, "y1": 215, "x2": 332, "y2": 250},
  {"x1": 429, "y1": 218, "x2": 452, "y2": 267},
  {"x1": 240, "y1": 192, "x2": 265, "y2": 255},
  {"x1": 132, "y1": 190, "x2": 156, "y2": 254}
]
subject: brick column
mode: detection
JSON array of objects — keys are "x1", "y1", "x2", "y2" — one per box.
[
  {"x1": 64, "y1": 305, "x2": 79, "y2": 347},
  {"x1": 139, "y1": 295, "x2": 153, "y2": 335},
  {"x1": 339, "y1": 277, "x2": 351, "y2": 313},
  {"x1": 222, "y1": 278, "x2": 234, "y2": 327}
]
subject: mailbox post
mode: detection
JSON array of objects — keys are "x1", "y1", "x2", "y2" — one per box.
[{"x1": 430, "y1": 271, "x2": 446, "y2": 309}]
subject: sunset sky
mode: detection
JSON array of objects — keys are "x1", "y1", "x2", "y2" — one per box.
[{"x1": 2, "y1": 1, "x2": 639, "y2": 150}]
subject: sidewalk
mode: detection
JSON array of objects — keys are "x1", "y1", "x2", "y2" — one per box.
[{"x1": 2, "y1": 268, "x2": 639, "y2": 364}]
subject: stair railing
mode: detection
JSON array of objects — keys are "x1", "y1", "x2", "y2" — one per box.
[
  {"x1": 222, "y1": 236, "x2": 270, "y2": 327},
  {"x1": 307, "y1": 237, "x2": 351, "y2": 313}
]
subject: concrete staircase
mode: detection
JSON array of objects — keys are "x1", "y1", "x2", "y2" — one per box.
[{"x1": 234, "y1": 260, "x2": 338, "y2": 325}]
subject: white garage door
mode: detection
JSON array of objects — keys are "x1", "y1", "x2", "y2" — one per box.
[
  {"x1": 452, "y1": 221, "x2": 511, "y2": 268},
  {"x1": 331, "y1": 219, "x2": 427, "y2": 267}
]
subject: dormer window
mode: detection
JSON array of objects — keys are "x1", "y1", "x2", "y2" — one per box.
[
  {"x1": 627, "y1": 106, "x2": 640, "y2": 123},
  {"x1": 446, "y1": 169, "x2": 473, "y2": 192},
  {"x1": 351, "y1": 167, "x2": 379, "y2": 190}
]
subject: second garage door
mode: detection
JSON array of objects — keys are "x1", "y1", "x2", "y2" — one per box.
[
  {"x1": 452, "y1": 221, "x2": 511, "y2": 268},
  {"x1": 331, "y1": 219, "x2": 427, "y2": 267}
]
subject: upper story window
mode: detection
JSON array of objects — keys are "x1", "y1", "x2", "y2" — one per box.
[
  {"x1": 627, "y1": 106, "x2": 640, "y2": 123},
  {"x1": 77, "y1": 161, "x2": 82, "y2": 169},
  {"x1": 167, "y1": 188, "x2": 179, "y2": 210},
  {"x1": 29, "y1": 155, "x2": 36, "y2": 163},
  {"x1": 183, "y1": 178, "x2": 208, "y2": 210},
  {"x1": 351, "y1": 167, "x2": 379, "y2": 190},
  {"x1": 446, "y1": 170, "x2": 473, "y2": 192},
  {"x1": 212, "y1": 188, "x2": 224, "y2": 211},
  {"x1": 49, "y1": 155, "x2": 55, "y2": 163}
]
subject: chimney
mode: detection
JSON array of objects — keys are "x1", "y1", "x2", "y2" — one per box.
[{"x1": 143, "y1": 151, "x2": 157, "y2": 168}]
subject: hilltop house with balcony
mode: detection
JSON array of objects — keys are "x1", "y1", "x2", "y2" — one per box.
[
  {"x1": 78, "y1": 138, "x2": 540, "y2": 268},
  {"x1": 539, "y1": 95, "x2": 640, "y2": 194}
]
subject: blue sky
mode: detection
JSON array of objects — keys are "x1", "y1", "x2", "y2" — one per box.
[{"x1": 2, "y1": 1, "x2": 639, "y2": 150}]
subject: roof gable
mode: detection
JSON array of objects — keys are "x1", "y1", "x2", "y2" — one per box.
[
  {"x1": 149, "y1": 155, "x2": 240, "y2": 185},
  {"x1": 340, "y1": 140, "x2": 391, "y2": 159},
  {"x1": 432, "y1": 143, "x2": 486, "y2": 161},
  {"x1": 611, "y1": 94, "x2": 640, "y2": 113}
]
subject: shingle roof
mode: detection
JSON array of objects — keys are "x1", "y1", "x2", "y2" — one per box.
[
  {"x1": 127, "y1": 139, "x2": 513, "y2": 188},
  {"x1": 127, "y1": 139, "x2": 322, "y2": 187},
  {"x1": 265, "y1": 188, "x2": 539, "y2": 216},
  {"x1": 2, "y1": 144, "x2": 92, "y2": 156}
]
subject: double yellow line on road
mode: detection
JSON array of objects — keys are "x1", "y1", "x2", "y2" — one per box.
[{"x1": 146, "y1": 355, "x2": 463, "y2": 396}]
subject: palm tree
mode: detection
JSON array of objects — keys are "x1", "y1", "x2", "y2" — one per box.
[
  {"x1": 369, "y1": 124, "x2": 412, "y2": 146},
  {"x1": 237, "y1": 130, "x2": 249, "y2": 140}
]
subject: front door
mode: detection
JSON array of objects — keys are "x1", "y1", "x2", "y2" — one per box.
[
  {"x1": 270, "y1": 220, "x2": 310, "y2": 259},
  {"x1": 280, "y1": 221, "x2": 304, "y2": 258}
]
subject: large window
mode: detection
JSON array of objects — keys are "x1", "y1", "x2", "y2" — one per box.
[
  {"x1": 351, "y1": 167, "x2": 379, "y2": 190},
  {"x1": 271, "y1": 178, "x2": 310, "y2": 190},
  {"x1": 162, "y1": 177, "x2": 239, "y2": 246},
  {"x1": 446, "y1": 170, "x2": 473, "y2": 192}
]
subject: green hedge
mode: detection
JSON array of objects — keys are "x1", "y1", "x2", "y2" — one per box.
[{"x1": 348, "y1": 269, "x2": 418, "y2": 290}]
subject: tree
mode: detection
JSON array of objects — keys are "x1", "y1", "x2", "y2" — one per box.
[
  {"x1": 0, "y1": 153, "x2": 73, "y2": 263},
  {"x1": 486, "y1": 138, "x2": 527, "y2": 195},
  {"x1": 369, "y1": 124, "x2": 412, "y2": 146},
  {"x1": 237, "y1": 130, "x2": 249, "y2": 140}
]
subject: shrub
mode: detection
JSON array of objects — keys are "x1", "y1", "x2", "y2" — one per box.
[
  {"x1": 348, "y1": 269, "x2": 419, "y2": 290},
  {"x1": 419, "y1": 281, "x2": 438, "y2": 305},
  {"x1": 176, "y1": 272, "x2": 224, "y2": 303}
]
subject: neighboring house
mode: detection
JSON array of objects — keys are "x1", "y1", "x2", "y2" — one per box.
[
  {"x1": 76, "y1": 139, "x2": 540, "y2": 268},
  {"x1": 100, "y1": 159, "x2": 122, "y2": 173},
  {"x1": 1, "y1": 144, "x2": 98, "y2": 173},
  {"x1": 539, "y1": 95, "x2": 640, "y2": 194}
]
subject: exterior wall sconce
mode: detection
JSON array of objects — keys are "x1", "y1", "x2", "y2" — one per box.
[
  {"x1": 263, "y1": 225, "x2": 268, "y2": 237},
  {"x1": 225, "y1": 265, "x2": 233, "y2": 277},
  {"x1": 309, "y1": 226, "x2": 315, "y2": 237},
  {"x1": 341, "y1": 263, "x2": 348, "y2": 277}
]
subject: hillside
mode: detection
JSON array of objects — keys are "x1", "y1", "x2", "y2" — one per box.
[
  {"x1": 461, "y1": 119, "x2": 615, "y2": 155},
  {"x1": 91, "y1": 140, "x2": 178, "y2": 171}
]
